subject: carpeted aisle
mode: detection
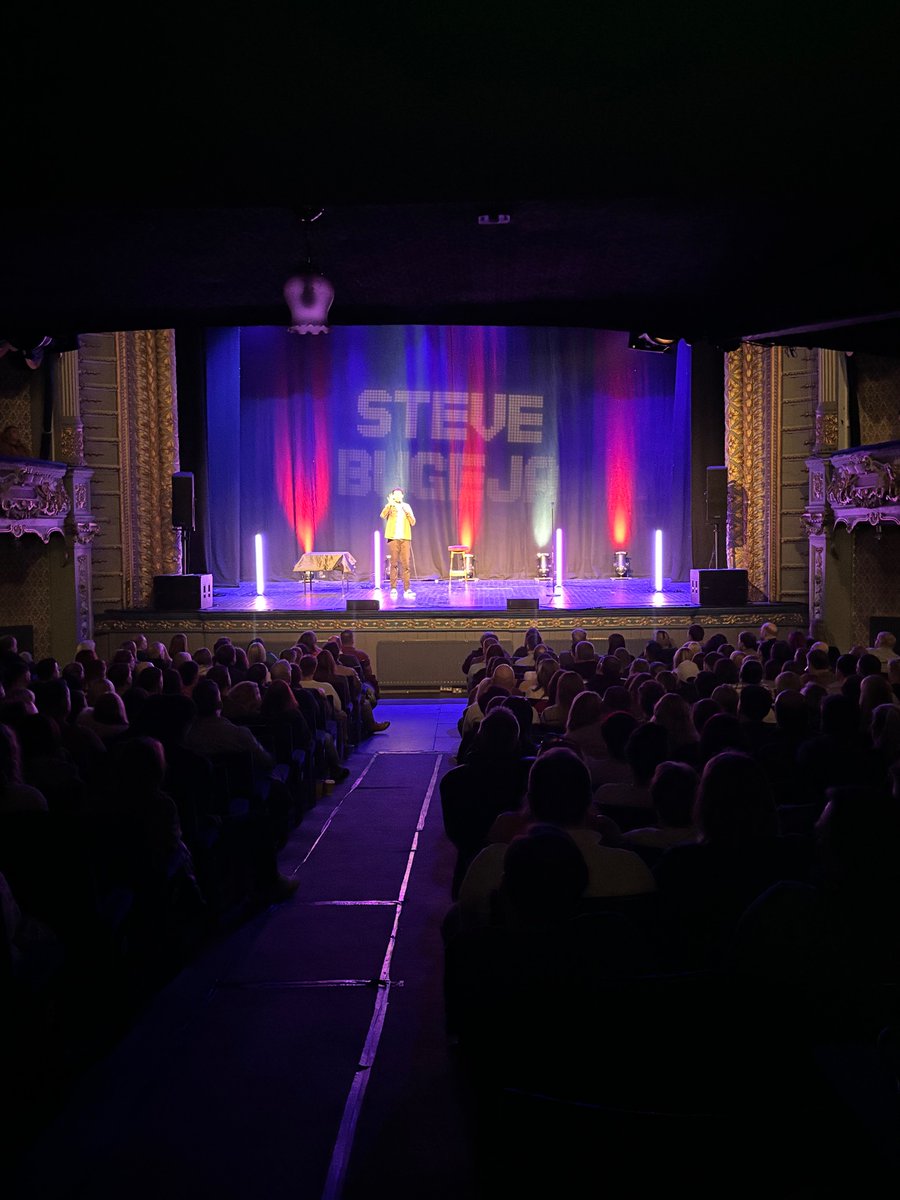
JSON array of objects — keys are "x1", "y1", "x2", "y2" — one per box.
[{"x1": 5, "y1": 705, "x2": 476, "y2": 1200}]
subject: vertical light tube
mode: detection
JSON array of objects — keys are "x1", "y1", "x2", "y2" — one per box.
[
  {"x1": 255, "y1": 532, "x2": 265, "y2": 595},
  {"x1": 373, "y1": 529, "x2": 382, "y2": 591},
  {"x1": 654, "y1": 528, "x2": 663, "y2": 592},
  {"x1": 555, "y1": 527, "x2": 563, "y2": 592}
]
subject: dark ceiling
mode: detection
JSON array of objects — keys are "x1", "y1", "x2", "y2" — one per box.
[{"x1": 4, "y1": 9, "x2": 900, "y2": 359}]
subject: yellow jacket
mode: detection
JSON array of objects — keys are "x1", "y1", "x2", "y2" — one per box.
[{"x1": 380, "y1": 500, "x2": 416, "y2": 540}]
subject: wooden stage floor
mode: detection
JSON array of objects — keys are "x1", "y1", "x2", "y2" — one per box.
[{"x1": 220, "y1": 574, "x2": 697, "y2": 613}]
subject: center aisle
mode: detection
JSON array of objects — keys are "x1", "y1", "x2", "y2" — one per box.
[{"x1": 6, "y1": 700, "x2": 471, "y2": 1200}]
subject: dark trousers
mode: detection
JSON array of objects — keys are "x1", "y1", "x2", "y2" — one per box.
[{"x1": 388, "y1": 538, "x2": 411, "y2": 589}]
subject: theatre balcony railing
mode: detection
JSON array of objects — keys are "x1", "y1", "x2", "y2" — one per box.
[
  {"x1": 824, "y1": 441, "x2": 900, "y2": 531},
  {"x1": 802, "y1": 439, "x2": 900, "y2": 638},
  {"x1": 0, "y1": 456, "x2": 97, "y2": 544}
]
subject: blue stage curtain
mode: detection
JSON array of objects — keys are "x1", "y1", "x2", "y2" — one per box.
[{"x1": 206, "y1": 325, "x2": 690, "y2": 584}]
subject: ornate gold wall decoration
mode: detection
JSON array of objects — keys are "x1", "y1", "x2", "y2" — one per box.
[
  {"x1": 57, "y1": 422, "x2": 85, "y2": 465},
  {"x1": 821, "y1": 412, "x2": 839, "y2": 449},
  {"x1": 724, "y1": 343, "x2": 777, "y2": 599},
  {"x1": 115, "y1": 330, "x2": 181, "y2": 607}
]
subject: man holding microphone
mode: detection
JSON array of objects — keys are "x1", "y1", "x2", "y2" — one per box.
[{"x1": 380, "y1": 486, "x2": 416, "y2": 600}]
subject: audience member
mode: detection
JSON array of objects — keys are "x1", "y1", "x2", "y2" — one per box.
[
  {"x1": 653, "y1": 750, "x2": 810, "y2": 969},
  {"x1": 456, "y1": 747, "x2": 655, "y2": 930},
  {"x1": 621, "y1": 760, "x2": 700, "y2": 864}
]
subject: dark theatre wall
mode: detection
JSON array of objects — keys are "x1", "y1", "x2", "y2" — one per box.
[{"x1": 689, "y1": 341, "x2": 728, "y2": 574}]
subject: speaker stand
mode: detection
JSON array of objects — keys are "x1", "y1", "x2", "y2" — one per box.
[
  {"x1": 177, "y1": 526, "x2": 191, "y2": 575},
  {"x1": 708, "y1": 523, "x2": 719, "y2": 569}
]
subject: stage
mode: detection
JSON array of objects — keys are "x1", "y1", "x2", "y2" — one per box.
[{"x1": 94, "y1": 574, "x2": 808, "y2": 695}]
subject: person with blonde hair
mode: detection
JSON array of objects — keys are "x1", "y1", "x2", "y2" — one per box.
[
  {"x1": 673, "y1": 644, "x2": 700, "y2": 683},
  {"x1": 247, "y1": 640, "x2": 269, "y2": 667}
]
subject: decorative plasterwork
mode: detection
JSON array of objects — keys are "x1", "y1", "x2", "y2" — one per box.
[
  {"x1": 800, "y1": 511, "x2": 827, "y2": 537},
  {"x1": 811, "y1": 541, "x2": 825, "y2": 621},
  {"x1": 57, "y1": 422, "x2": 85, "y2": 466},
  {"x1": 75, "y1": 520, "x2": 100, "y2": 545},
  {"x1": 829, "y1": 452, "x2": 899, "y2": 508},
  {"x1": 0, "y1": 458, "x2": 70, "y2": 542},
  {"x1": 93, "y1": 609, "x2": 811, "y2": 639},
  {"x1": 827, "y1": 442, "x2": 900, "y2": 530}
]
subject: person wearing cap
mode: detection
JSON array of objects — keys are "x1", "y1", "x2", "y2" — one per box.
[{"x1": 380, "y1": 486, "x2": 417, "y2": 600}]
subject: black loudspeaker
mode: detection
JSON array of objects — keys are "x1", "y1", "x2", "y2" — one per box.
[
  {"x1": 172, "y1": 472, "x2": 195, "y2": 531},
  {"x1": 690, "y1": 568, "x2": 748, "y2": 605},
  {"x1": 153, "y1": 573, "x2": 213, "y2": 610},
  {"x1": 705, "y1": 466, "x2": 727, "y2": 523},
  {"x1": 507, "y1": 598, "x2": 540, "y2": 614},
  {"x1": 346, "y1": 599, "x2": 380, "y2": 612}
]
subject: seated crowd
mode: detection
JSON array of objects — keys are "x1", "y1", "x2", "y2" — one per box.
[
  {"x1": 442, "y1": 621, "x2": 900, "y2": 1146},
  {"x1": 0, "y1": 626, "x2": 386, "y2": 1064}
]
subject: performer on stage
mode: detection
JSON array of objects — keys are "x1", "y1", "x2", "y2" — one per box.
[{"x1": 380, "y1": 486, "x2": 416, "y2": 599}]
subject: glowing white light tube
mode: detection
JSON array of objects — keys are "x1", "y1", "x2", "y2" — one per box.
[
  {"x1": 255, "y1": 533, "x2": 265, "y2": 595},
  {"x1": 373, "y1": 529, "x2": 383, "y2": 591}
]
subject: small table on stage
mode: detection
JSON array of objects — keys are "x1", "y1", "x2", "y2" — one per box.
[{"x1": 293, "y1": 551, "x2": 357, "y2": 594}]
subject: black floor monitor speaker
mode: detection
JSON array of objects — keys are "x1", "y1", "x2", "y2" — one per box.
[
  {"x1": 346, "y1": 599, "x2": 380, "y2": 612},
  {"x1": 172, "y1": 472, "x2": 195, "y2": 531},
  {"x1": 705, "y1": 465, "x2": 727, "y2": 523},
  {"x1": 153, "y1": 573, "x2": 213, "y2": 610},
  {"x1": 507, "y1": 598, "x2": 539, "y2": 614},
  {"x1": 690, "y1": 568, "x2": 748, "y2": 605}
]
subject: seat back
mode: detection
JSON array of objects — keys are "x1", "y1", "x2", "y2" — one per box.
[{"x1": 207, "y1": 750, "x2": 256, "y2": 816}]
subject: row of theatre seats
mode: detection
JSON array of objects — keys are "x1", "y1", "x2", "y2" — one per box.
[{"x1": 0, "y1": 695, "x2": 337, "y2": 1150}]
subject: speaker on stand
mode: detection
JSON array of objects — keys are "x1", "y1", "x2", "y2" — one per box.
[
  {"x1": 171, "y1": 472, "x2": 195, "y2": 575},
  {"x1": 158, "y1": 471, "x2": 211, "y2": 610},
  {"x1": 705, "y1": 466, "x2": 727, "y2": 569}
]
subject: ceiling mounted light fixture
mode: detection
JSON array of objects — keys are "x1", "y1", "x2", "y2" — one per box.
[
  {"x1": 284, "y1": 207, "x2": 334, "y2": 335},
  {"x1": 628, "y1": 332, "x2": 677, "y2": 353}
]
